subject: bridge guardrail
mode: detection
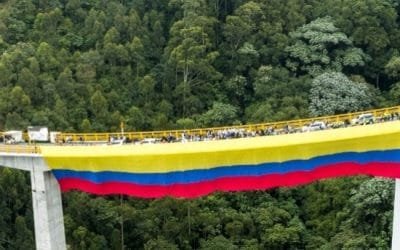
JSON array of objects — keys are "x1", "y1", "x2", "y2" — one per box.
[
  {"x1": 0, "y1": 145, "x2": 41, "y2": 154},
  {"x1": 1, "y1": 105, "x2": 399, "y2": 147},
  {"x1": 55, "y1": 105, "x2": 400, "y2": 143}
]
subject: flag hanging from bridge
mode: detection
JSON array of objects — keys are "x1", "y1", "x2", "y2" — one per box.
[{"x1": 40, "y1": 121, "x2": 400, "y2": 198}]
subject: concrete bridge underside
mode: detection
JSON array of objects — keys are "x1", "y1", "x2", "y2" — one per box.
[{"x1": 0, "y1": 153, "x2": 66, "y2": 250}]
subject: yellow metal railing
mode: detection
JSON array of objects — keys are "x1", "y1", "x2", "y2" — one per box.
[
  {"x1": 0, "y1": 105, "x2": 399, "y2": 147},
  {"x1": 55, "y1": 105, "x2": 400, "y2": 143},
  {"x1": 0, "y1": 144, "x2": 41, "y2": 154}
]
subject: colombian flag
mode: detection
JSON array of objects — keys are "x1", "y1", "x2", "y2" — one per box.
[{"x1": 40, "y1": 121, "x2": 400, "y2": 198}]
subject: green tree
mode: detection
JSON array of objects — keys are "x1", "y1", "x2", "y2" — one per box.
[
  {"x1": 311, "y1": 0, "x2": 399, "y2": 86},
  {"x1": 127, "y1": 36, "x2": 145, "y2": 78},
  {"x1": 166, "y1": 0, "x2": 221, "y2": 117},
  {"x1": 385, "y1": 56, "x2": 400, "y2": 79},
  {"x1": 83, "y1": 9, "x2": 106, "y2": 48},
  {"x1": 80, "y1": 119, "x2": 92, "y2": 132},
  {"x1": 14, "y1": 216, "x2": 34, "y2": 250},
  {"x1": 32, "y1": 8, "x2": 63, "y2": 45},
  {"x1": 56, "y1": 67, "x2": 76, "y2": 102},
  {"x1": 246, "y1": 66, "x2": 310, "y2": 122},
  {"x1": 0, "y1": 86, "x2": 31, "y2": 129},
  {"x1": 126, "y1": 106, "x2": 146, "y2": 131},
  {"x1": 71, "y1": 226, "x2": 108, "y2": 250},
  {"x1": 309, "y1": 72, "x2": 374, "y2": 116},
  {"x1": 221, "y1": 1, "x2": 264, "y2": 74},
  {"x1": 0, "y1": 169, "x2": 33, "y2": 249},
  {"x1": 286, "y1": 16, "x2": 368, "y2": 76},
  {"x1": 35, "y1": 42, "x2": 59, "y2": 72},
  {"x1": 138, "y1": 75, "x2": 156, "y2": 105},
  {"x1": 90, "y1": 90, "x2": 109, "y2": 130},
  {"x1": 51, "y1": 98, "x2": 69, "y2": 130},
  {"x1": 200, "y1": 235, "x2": 238, "y2": 250},
  {"x1": 199, "y1": 102, "x2": 239, "y2": 127},
  {"x1": 348, "y1": 179, "x2": 394, "y2": 237},
  {"x1": 176, "y1": 118, "x2": 196, "y2": 129},
  {"x1": 17, "y1": 67, "x2": 41, "y2": 105},
  {"x1": 144, "y1": 236, "x2": 178, "y2": 250}
]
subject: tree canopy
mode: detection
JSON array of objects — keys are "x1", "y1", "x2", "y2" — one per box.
[{"x1": 0, "y1": 0, "x2": 399, "y2": 248}]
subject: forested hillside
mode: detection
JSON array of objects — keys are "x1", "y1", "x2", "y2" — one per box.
[
  {"x1": 0, "y1": 0, "x2": 399, "y2": 249},
  {"x1": 0, "y1": 0, "x2": 399, "y2": 131}
]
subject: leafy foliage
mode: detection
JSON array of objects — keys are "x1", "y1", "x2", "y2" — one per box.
[
  {"x1": 286, "y1": 16, "x2": 369, "y2": 76},
  {"x1": 309, "y1": 72, "x2": 374, "y2": 116},
  {"x1": 0, "y1": 0, "x2": 399, "y2": 248}
]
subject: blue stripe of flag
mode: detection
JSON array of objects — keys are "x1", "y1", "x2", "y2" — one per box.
[{"x1": 52, "y1": 149, "x2": 400, "y2": 186}]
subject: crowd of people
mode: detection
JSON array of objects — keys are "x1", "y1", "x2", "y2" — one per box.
[
  {"x1": 128, "y1": 111, "x2": 400, "y2": 145},
  {"x1": 3, "y1": 111, "x2": 398, "y2": 146}
]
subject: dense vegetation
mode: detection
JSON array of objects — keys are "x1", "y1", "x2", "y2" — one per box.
[
  {"x1": 0, "y1": 169, "x2": 394, "y2": 249},
  {"x1": 0, "y1": 0, "x2": 399, "y2": 249}
]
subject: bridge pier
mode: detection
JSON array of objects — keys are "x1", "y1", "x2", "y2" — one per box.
[
  {"x1": 31, "y1": 169, "x2": 66, "y2": 250},
  {"x1": 392, "y1": 179, "x2": 400, "y2": 249},
  {"x1": 0, "y1": 154, "x2": 66, "y2": 250}
]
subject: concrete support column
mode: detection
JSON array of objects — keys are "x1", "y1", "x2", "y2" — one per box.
[
  {"x1": 392, "y1": 179, "x2": 400, "y2": 249},
  {"x1": 30, "y1": 168, "x2": 66, "y2": 250}
]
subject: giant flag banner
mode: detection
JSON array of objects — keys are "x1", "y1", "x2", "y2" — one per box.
[{"x1": 40, "y1": 121, "x2": 400, "y2": 198}]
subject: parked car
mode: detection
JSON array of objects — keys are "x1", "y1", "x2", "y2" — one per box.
[
  {"x1": 140, "y1": 138, "x2": 158, "y2": 144},
  {"x1": 307, "y1": 121, "x2": 326, "y2": 132},
  {"x1": 351, "y1": 113, "x2": 374, "y2": 125}
]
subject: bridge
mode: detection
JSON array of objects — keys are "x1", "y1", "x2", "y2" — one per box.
[
  {"x1": 2, "y1": 104, "x2": 399, "y2": 143},
  {"x1": 1, "y1": 106, "x2": 400, "y2": 249},
  {"x1": 0, "y1": 147, "x2": 65, "y2": 250}
]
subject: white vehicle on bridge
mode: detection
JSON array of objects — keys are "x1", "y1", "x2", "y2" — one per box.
[
  {"x1": 351, "y1": 113, "x2": 375, "y2": 125},
  {"x1": 2, "y1": 130, "x2": 24, "y2": 144},
  {"x1": 28, "y1": 126, "x2": 49, "y2": 142},
  {"x1": 306, "y1": 121, "x2": 326, "y2": 132}
]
